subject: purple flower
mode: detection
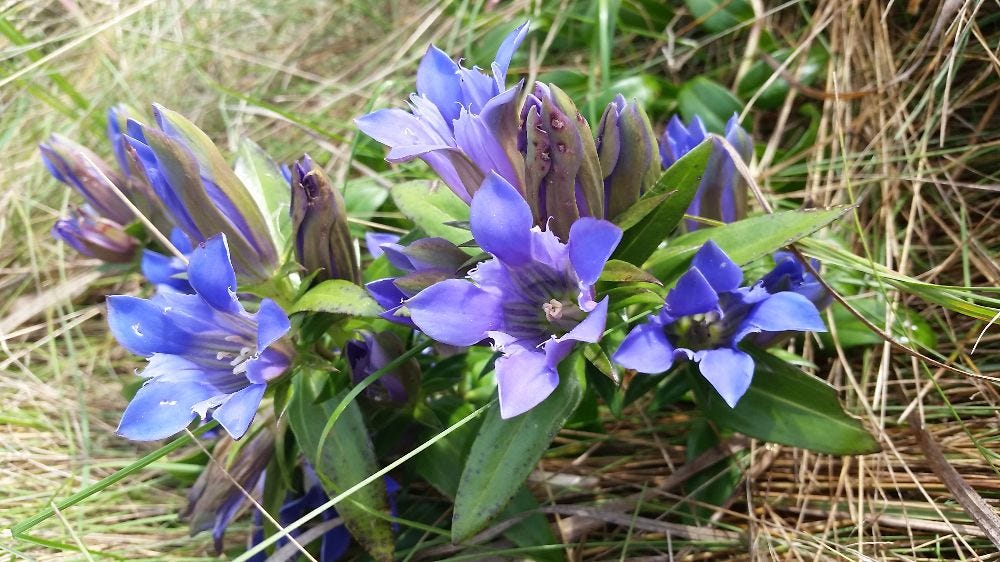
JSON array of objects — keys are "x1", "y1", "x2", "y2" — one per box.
[
  {"x1": 140, "y1": 227, "x2": 195, "y2": 292},
  {"x1": 356, "y1": 22, "x2": 529, "y2": 203},
  {"x1": 52, "y1": 206, "x2": 138, "y2": 263},
  {"x1": 660, "y1": 114, "x2": 752, "y2": 230},
  {"x1": 405, "y1": 173, "x2": 621, "y2": 418},
  {"x1": 613, "y1": 241, "x2": 825, "y2": 407},
  {"x1": 183, "y1": 431, "x2": 272, "y2": 553},
  {"x1": 345, "y1": 331, "x2": 418, "y2": 404},
  {"x1": 290, "y1": 155, "x2": 360, "y2": 284},
  {"x1": 40, "y1": 134, "x2": 133, "y2": 226},
  {"x1": 366, "y1": 236, "x2": 471, "y2": 327},
  {"x1": 123, "y1": 105, "x2": 281, "y2": 283},
  {"x1": 749, "y1": 251, "x2": 832, "y2": 348},
  {"x1": 364, "y1": 232, "x2": 400, "y2": 259},
  {"x1": 107, "y1": 234, "x2": 292, "y2": 441}
]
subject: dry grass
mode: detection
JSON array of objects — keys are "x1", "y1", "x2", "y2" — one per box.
[{"x1": 1, "y1": 0, "x2": 998, "y2": 560}]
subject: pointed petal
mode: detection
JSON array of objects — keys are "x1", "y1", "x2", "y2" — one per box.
[
  {"x1": 141, "y1": 250, "x2": 191, "y2": 293},
  {"x1": 567, "y1": 218, "x2": 622, "y2": 285},
  {"x1": 365, "y1": 232, "x2": 400, "y2": 259},
  {"x1": 496, "y1": 350, "x2": 559, "y2": 418},
  {"x1": 664, "y1": 268, "x2": 719, "y2": 318},
  {"x1": 255, "y1": 299, "x2": 290, "y2": 353},
  {"x1": 492, "y1": 21, "x2": 529, "y2": 86},
  {"x1": 244, "y1": 347, "x2": 291, "y2": 385},
  {"x1": 107, "y1": 295, "x2": 190, "y2": 356},
  {"x1": 470, "y1": 173, "x2": 533, "y2": 265},
  {"x1": 406, "y1": 279, "x2": 502, "y2": 346},
  {"x1": 612, "y1": 319, "x2": 675, "y2": 374},
  {"x1": 188, "y1": 234, "x2": 241, "y2": 314},
  {"x1": 736, "y1": 292, "x2": 826, "y2": 341},
  {"x1": 416, "y1": 45, "x2": 462, "y2": 125},
  {"x1": 691, "y1": 240, "x2": 742, "y2": 293},
  {"x1": 213, "y1": 384, "x2": 266, "y2": 440},
  {"x1": 117, "y1": 378, "x2": 214, "y2": 441},
  {"x1": 697, "y1": 348, "x2": 754, "y2": 408},
  {"x1": 355, "y1": 108, "x2": 444, "y2": 153},
  {"x1": 366, "y1": 278, "x2": 406, "y2": 310},
  {"x1": 556, "y1": 297, "x2": 608, "y2": 344}
]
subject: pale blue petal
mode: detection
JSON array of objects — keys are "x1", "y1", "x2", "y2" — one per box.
[
  {"x1": 255, "y1": 299, "x2": 290, "y2": 353},
  {"x1": 365, "y1": 232, "x2": 400, "y2": 259},
  {"x1": 244, "y1": 347, "x2": 291, "y2": 385},
  {"x1": 117, "y1": 378, "x2": 214, "y2": 441},
  {"x1": 470, "y1": 173, "x2": 533, "y2": 265},
  {"x1": 691, "y1": 240, "x2": 742, "y2": 293},
  {"x1": 664, "y1": 268, "x2": 719, "y2": 318},
  {"x1": 567, "y1": 218, "x2": 622, "y2": 285},
  {"x1": 188, "y1": 234, "x2": 240, "y2": 314},
  {"x1": 496, "y1": 350, "x2": 559, "y2": 418},
  {"x1": 107, "y1": 295, "x2": 190, "y2": 356},
  {"x1": 556, "y1": 297, "x2": 608, "y2": 344},
  {"x1": 212, "y1": 384, "x2": 266, "y2": 440},
  {"x1": 697, "y1": 347, "x2": 754, "y2": 408},
  {"x1": 407, "y1": 279, "x2": 502, "y2": 346},
  {"x1": 416, "y1": 45, "x2": 462, "y2": 125},
  {"x1": 492, "y1": 21, "x2": 529, "y2": 87},
  {"x1": 612, "y1": 319, "x2": 675, "y2": 374},
  {"x1": 735, "y1": 291, "x2": 826, "y2": 342}
]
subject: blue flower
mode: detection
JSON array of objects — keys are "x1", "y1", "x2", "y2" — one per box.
[
  {"x1": 40, "y1": 134, "x2": 134, "y2": 226},
  {"x1": 612, "y1": 241, "x2": 825, "y2": 407},
  {"x1": 140, "y1": 227, "x2": 195, "y2": 292},
  {"x1": 364, "y1": 231, "x2": 400, "y2": 259},
  {"x1": 405, "y1": 173, "x2": 622, "y2": 418},
  {"x1": 356, "y1": 22, "x2": 528, "y2": 203},
  {"x1": 107, "y1": 234, "x2": 292, "y2": 440},
  {"x1": 346, "y1": 331, "x2": 417, "y2": 404},
  {"x1": 366, "y1": 236, "x2": 471, "y2": 327},
  {"x1": 660, "y1": 114, "x2": 752, "y2": 230},
  {"x1": 52, "y1": 206, "x2": 138, "y2": 263}
]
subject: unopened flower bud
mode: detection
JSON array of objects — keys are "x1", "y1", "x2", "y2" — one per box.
[
  {"x1": 290, "y1": 155, "x2": 360, "y2": 285},
  {"x1": 52, "y1": 206, "x2": 138, "y2": 263},
  {"x1": 40, "y1": 135, "x2": 133, "y2": 226},
  {"x1": 346, "y1": 331, "x2": 420, "y2": 404},
  {"x1": 596, "y1": 95, "x2": 661, "y2": 221}
]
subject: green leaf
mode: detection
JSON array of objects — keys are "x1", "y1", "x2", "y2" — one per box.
[
  {"x1": 343, "y1": 178, "x2": 390, "y2": 237},
  {"x1": 288, "y1": 373, "x2": 394, "y2": 561},
  {"x1": 289, "y1": 279, "x2": 382, "y2": 317},
  {"x1": 452, "y1": 359, "x2": 584, "y2": 541},
  {"x1": 613, "y1": 140, "x2": 714, "y2": 266},
  {"x1": 692, "y1": 349, "x2": 881, "y2": 455},
  {"x1": 677, "y1": 77, "x2": 744, "y2": 133},
  {"x1": 822, "y1": 299, "x2": 937, "y2": 350},
  {"x1": 234, "y1": 138, "x2": 291, "y2": 251},
  {"x1": 682, "y1": 0, "x2": 753, "y2": 34},
  {"x1": 391, "y1": 180, "x2": 472, "y2": 246},
  {"x1": 600, "y1": 259, "x2": 662, "y2": 284},
  {"x1": 645, "y1": 207, "x2": 852, "y2": 283}
]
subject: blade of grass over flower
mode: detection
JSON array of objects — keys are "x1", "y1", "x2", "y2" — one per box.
[
  {"x1": 235, "y1": 401, "x2": 494, "y2": 562},
  {"x1": 11, "y1": 422, "x2": 218, "y2": 538}
]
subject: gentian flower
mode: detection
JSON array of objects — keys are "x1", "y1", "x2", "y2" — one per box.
[
  {"x1": 613, "y1": 241, "x2": 826, "y2": 407},
  {"x1": 660, "y1": 114, "x2": 752, "y2": 230},
  {"x1": 366, "y1": 236, "x2": 471, "y2": 327},
  {"x1": 290, "y1": 155, "x2": 360, "y2": 285},
  {"x1": 346, "y1": 331, "x2": 419, "y2": 404},
  {"x1": 183, "y1": 431, "x2": 272, "y2": 553},
  {"x1": 595, "y1": 94, "x2": 661, "y2": 221},
  {"x1": 52, "y1": 206, "x2": 138, "y2": 263},
  {"x1": 40, "y1": 134, "x2": 133, "y2": 226},
  {"x1": 140, "y1": 227, "x2": 195, "y2": 292},
  {"x1": 107, "y1": 234, "x2": 292, "y2": 441},
  {"x1": 750, "y1": 251, "x2": 832, "y2": 348},
  {"x1": 356, "y1": 22, "x2": 529, "y2": 203},
  {"x1": 124, "y1": 105, "x2": 281, "y2": 283},
  {"x1": 405, "y1": 173, "x2": 622, "y2": 418}
]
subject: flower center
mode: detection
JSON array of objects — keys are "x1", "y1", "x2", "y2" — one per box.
[{"x1": 541, "y1": 297, "x2": 586, "y2": 334}]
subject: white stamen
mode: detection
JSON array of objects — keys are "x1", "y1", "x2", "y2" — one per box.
[{"x1": 543, "y1": 299, "x2": 564, "y2": 321}]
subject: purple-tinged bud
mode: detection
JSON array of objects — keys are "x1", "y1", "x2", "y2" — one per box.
[
  {"x1": 290, "y1": 155, "x2": 360, "y2": 285},
  {"x1": 346, "y1": 331, "x2": 420, "y2": 404},
  {"x1": 660, "y1": 114, "x2": 753, "y2": 230},
  {"x1": 596, "y1": 95, "x2": 662, "y2": 221},
  {"x1": 52, "y1": 207, "x2": 138, "y2": 263},
  {"x1": 40, "y1": 135, "x2": 133, "y2": 225},
  {"x1": 521, "y1": 83, "x2": 605, "y2": 239},
  {"x1": 749, "y1": 251, "x2": 833, "y2": 348},
  {"x1": 182, "y1": 430, "x2": 273, "y2": 553}
]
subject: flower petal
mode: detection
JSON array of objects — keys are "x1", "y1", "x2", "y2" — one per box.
[
  {"x1": 365, "y1": 232, "x2": 400, "y2": 259},
  {"x1": 496, "y1": 350, "x2": 559, "y2": 418},
  {"x1": 107, "y1": 295, "x2": 190, "y2": 356},
  {"x1": 612, "y1": 319, "x2": 675, "y2": 374},
  {"x1": 212, "y1": 383, "x2": 266, "y2": 440},
  {"x1": 255, "y1": 298, "x2": 290, "y2": 353},
  {"x1": 245, "y1": 347, "x2": 291, "y2": 385},
  {"x1": 470, "y1": 173, "x2": 533, "y2": 266},
  {"x1": 697, "y1": 347, "x2": 754, "y2": 408},
  {"x1": 117, "y1": 378, "x2": 214, "y2": 441},
  {"x1": 416, "y1": 45, "x2": 462, "y2": 125},
  {"x1": 188, "y1": 234, "x2": 241, "y2": 314},
  {"x1": 736, "y1": 291, "x2": 826, "y2": 341},
  {"x1": 556, "y1": 297, "x2": 608, "y2": 344},
  {"x1": 141, "y1": 250, "x2": 191, "y2": 293},
  {"x1": 407, "y1": 279, "x2": 502, "y2": 346},
  {"x1": 492, "y1": 21, "x2": 529, "y2": 87},
  {"x1": 567, "y1": 218, "x2": 622, "y2": 286},
  {"x1": 367, "y1": 278, "x2": 406, "y2": 310},
  {"x1": 664, "y1": 268, "x2": 719, "y2": 318},
  {"x1": 691, "y1": 240, "x2": 742, "y2": 293}
]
